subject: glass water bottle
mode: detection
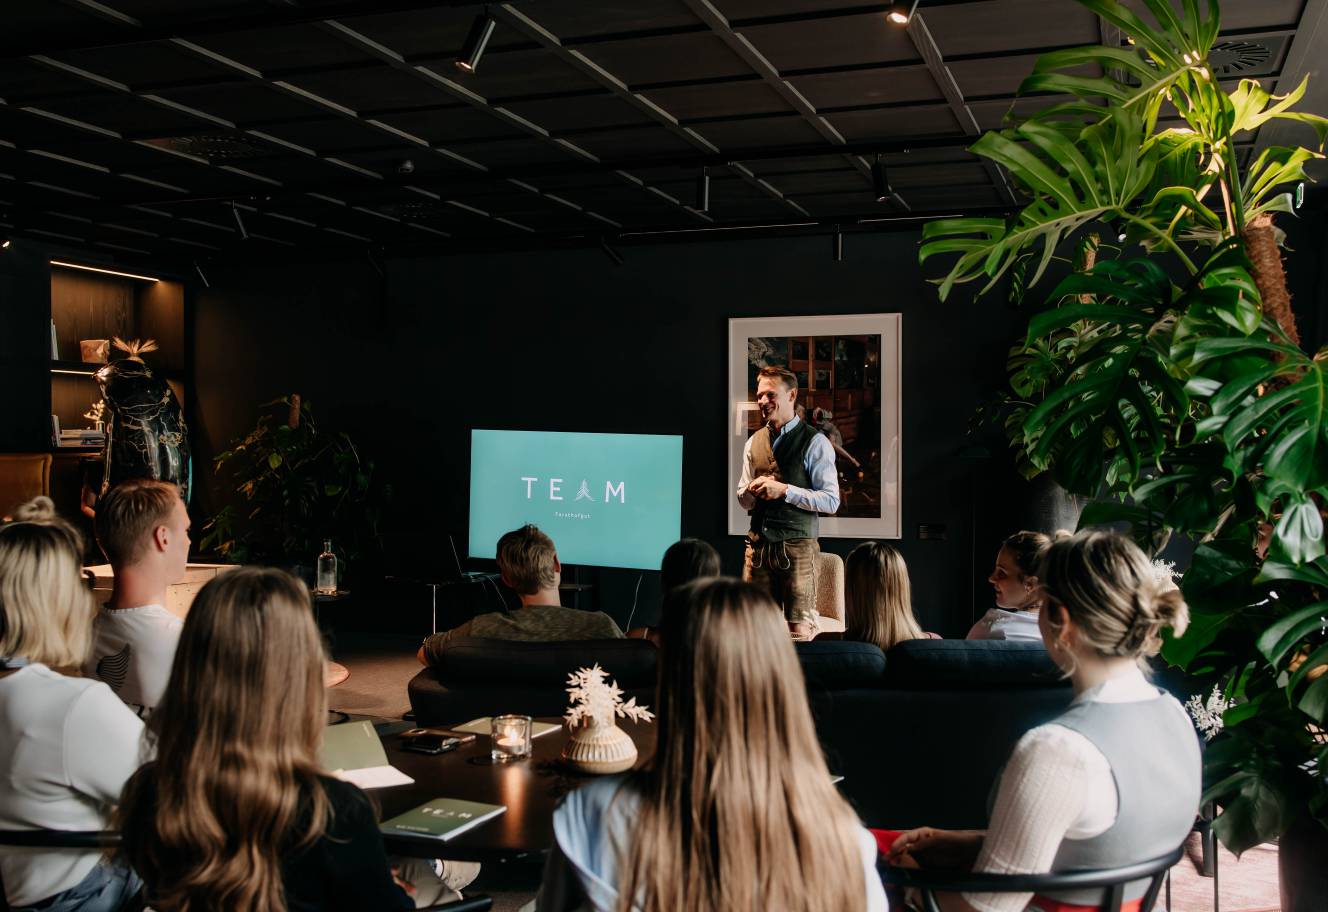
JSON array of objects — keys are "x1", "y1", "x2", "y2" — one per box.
[{"x1": 316, "y1": 540, "x2": 338, "y2": 594}]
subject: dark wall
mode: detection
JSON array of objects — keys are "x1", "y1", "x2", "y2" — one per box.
[
  {"x1": 188, "y1": 199, "x2": 1328, "y2": 635},
  {"x1": 193, "y1": 229, "x2": 1036, "y2": 636}
]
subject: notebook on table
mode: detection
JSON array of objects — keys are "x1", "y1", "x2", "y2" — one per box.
[
  {"x1": 451, "y1": 717, "x2": 562, "y2": 738},
  {"x1": 380, "y1": 798, "x2": 506, "y2": 842},
  {"x1": 320, "y1": 720, "x2": 415, "y2": 789}
]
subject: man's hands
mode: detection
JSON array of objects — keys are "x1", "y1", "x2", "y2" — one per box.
[
  {"x1": 886, "y1": 828, "x2": 985, "y2": 871},
  {"x1": 746, "y1": 475, "x2": 789, "y2": 501}
]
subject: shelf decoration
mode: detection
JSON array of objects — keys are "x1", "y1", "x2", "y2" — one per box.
[{"x1": 95, "y1": 337, "x2": 191, "y2": 504}]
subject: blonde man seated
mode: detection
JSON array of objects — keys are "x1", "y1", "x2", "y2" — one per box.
[
  {"x1": 82, "y1": 479, "x2": 190, "y2": 716},
  {"x1": 418, "y1": 524, "x2": 622, "y2": 666}
]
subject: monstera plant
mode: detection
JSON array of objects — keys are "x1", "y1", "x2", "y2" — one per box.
[{"x1": 921, "y1": 0, "x2": 1328, "y2": 864}]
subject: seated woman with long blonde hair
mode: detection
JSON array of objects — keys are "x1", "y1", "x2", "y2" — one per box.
[
  {"x1": 536, "y1": 577, "x2": 885, "y2": 911},
  {"x1": 842, "y1": 541, "x2": 936, "y2": 650},
  {"x1": 0, "y1": 498, "x2": 146, "y2": 912},
  {"x1": 116, "y1": 567, "x2": 415, "y2": 912}
]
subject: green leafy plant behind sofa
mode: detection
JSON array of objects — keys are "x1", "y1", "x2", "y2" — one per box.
[{"x1": 921, "y1": 0, "x2": 1328, "y2": 853}]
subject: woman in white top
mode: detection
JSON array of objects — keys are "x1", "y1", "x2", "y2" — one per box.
[
  {"x1": 536, "y1": 577, "x2": 886, "y2": 912},
  {"x1": 0, "y1": 498, "x2": 146, "y2": 912},
  {"x1": 967, "y1": 531, "x2": 1051, "y2": 642},
  {"x1": 888, "y1": 530, "x2": 1201, "y2": 912}
]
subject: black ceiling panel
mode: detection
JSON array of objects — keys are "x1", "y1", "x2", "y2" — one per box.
[
  {"x1": 789, "y1": 66, "x2": 942, "y2": 110},
  {"x1": 0, "y1": 0, "x2": 1321, "y2": 252}
]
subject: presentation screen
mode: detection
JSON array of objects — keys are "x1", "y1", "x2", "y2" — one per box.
[{"x1": 469, "y1": 429, "x2": 683, "y2": 571}]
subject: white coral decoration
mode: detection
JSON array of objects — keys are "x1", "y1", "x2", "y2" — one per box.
[
  {"x1": 564, "y1": 664, "x2": 654, "y2": 728},
  {"x1": 1151, "y1": 559, "x2": 1181, "y2": 591},
  {"x1": 1184, "y1": 684, "x2": 1231, "y2": 742}
]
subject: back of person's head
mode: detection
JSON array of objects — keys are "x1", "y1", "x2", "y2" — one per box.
[
  {"x1": 844, "y1": 541, "x2": 923, "y2": 651},
  {"x1": 658, "y1": 537, "x2": 720, "y2": 595},
  {"x1": 1038, "y1": 530, "x2": 1189, "y2": 666},
  {"x1": 117, "y1": 567, "x2": 327, "y2": 912},
  {"x1": 618, "y1": 578, "x2": 865, "y2": 912},
  {"x1": 95, "y1": 478, "x2": 181, "y2": 566},
  {"x1": 496, "y1": 524, "x2": 558, "y2": 595},
  {"x1": 0, "y1": 497, "x2": 92, "y2": 668},
  {"x1": 1003, "y1": 530, "x2": 1051, "y2": 579}
]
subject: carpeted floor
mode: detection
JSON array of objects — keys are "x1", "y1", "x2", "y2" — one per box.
[{"x1": 327, "y1": 632, "x2": 1284, "y2": 912}]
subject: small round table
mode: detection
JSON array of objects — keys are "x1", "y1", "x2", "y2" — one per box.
[{"x1": 313, "y1": 590, "x2": 352, "y2": 687}]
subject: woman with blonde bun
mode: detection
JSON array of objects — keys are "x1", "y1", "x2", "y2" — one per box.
[
  {"x1": 887, "y1": 530, "x2": 1201, "y2": 912},
  {"x1": 0, "y1": 498, "x2": 146, "y2": 912}
]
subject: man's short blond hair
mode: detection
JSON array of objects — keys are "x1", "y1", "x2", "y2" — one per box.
[
  {"x1": 96, "y1": 478, "x2": 181, "y2": 566},
  {"x1": 496, "y1": 524, "x2": 558, "y2": 595},
  {"x1": 757, "y1": 365, "x2": 798, "y2": 392}
]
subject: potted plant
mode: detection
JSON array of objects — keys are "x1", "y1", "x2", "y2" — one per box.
[
  {"x1": 200, "y1": 395, "x2": 389, "y2": 585},
  {"x1": 561, "y1": 664, "x2": 654, "y2": 775},
  {"x1": 920, "y1": 1, "x2": 1328, "y2": 903}
]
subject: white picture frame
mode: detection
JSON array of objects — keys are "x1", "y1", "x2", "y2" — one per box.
[{"x1": 727, "y1": 313, "x2": 902, "y2": 540}]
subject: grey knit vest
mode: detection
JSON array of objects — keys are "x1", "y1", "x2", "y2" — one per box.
[{"x1": 1038, "y1": 691, "x2": 1201, "y2": 905}]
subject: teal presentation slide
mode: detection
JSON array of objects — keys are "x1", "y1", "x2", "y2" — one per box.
[{"x1": 469, "y1": 429, "x2": 684, "y2": 570}]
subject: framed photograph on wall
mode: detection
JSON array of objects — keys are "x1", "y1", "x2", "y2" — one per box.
[{"x1": 727, "y1": 314, "x2": 902, "y2": 539}]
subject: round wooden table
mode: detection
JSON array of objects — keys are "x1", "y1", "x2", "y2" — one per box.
[{"x1": 377, "y1": 718, "x2": 656, "y2": 861}]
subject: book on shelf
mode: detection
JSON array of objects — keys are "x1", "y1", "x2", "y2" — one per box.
[{"x1": 379, "y1": 797, "x2": 506, "y2": 842}]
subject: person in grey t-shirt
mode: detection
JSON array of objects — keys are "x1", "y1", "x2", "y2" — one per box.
[{"x1": 418, "y1": 524, "x2": 621, "y2": 666}]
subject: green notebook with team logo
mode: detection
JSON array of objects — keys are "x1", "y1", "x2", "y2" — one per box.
[{"x1": 379, "y1": 797, "x2": 506, "y2": 842}]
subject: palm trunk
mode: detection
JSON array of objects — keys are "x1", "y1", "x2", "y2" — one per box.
[{"x1": 1242, "y1": 214, "x2": 1301, "y2": 347}]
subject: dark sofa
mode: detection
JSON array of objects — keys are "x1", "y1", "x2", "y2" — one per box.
[{"x1": 408, "y1": 636, "x2": 1071, "y2": 830}]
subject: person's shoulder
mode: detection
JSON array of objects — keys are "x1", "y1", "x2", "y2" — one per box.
[{"x1": 557, "y1": 773, "x2": 638, "y2": 826}]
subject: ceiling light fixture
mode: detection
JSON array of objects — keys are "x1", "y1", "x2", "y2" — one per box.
[
  {"x1": 456, "y1": 11, "x2": 497, "y2": 74},
  {"x1": 833, "y1": 224, "x2": 843, "y2": 262},
  {"x1": 194, "y1": 261, "x2": 210, "y2": 288},
  {"x1": 1, "y1": 237, "x2": 10, "y2": 250},
  {"x1": 696, "y1": 167, "x2": 710, "y2": 213},
  {"x1": 49, "y1": 260, "x2": 160, "y2": 282},
  {"x1": 872, "y1": 154, "x2": 892, "y2": 203},
  {"x1": 231, "y1": 201, "x2": 248, "y2": 240},
  {"x1": 887, "y1": 0, "x2": 921, "y2": 25}
]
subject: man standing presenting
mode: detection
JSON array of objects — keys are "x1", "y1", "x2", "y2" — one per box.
[{"x1": 737, "y1": 365, "x2": 840, "y2": 640}]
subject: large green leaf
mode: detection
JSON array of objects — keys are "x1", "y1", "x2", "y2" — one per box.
[{"x1": 1256, "y1": 601, "x2": 1328, "y2": 667}]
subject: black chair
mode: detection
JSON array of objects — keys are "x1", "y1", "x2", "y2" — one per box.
[
  {"x1": 880, "y1": 846, "x2": 1184, "y2": 912},
  {"x1": 0, "y1": 831, "x2": 490, "y2": 912}
]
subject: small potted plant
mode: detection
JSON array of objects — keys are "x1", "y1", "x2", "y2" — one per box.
[{"x1": 561, "y1": 664, "x2": 653, "y2": 775}]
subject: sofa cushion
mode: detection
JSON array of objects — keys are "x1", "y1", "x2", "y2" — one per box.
[
  {"x1": 796, "y1": 640, "x2": 887, "y2": 689},
  {"x1": 884, "y1": 639, "x2": 1063, "y2": 689},
  {"x1": 430, "y1": 636, "x2": 657, "y2": 688}
]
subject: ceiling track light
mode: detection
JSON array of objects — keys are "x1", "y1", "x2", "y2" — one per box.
[
  {"x1": 833, "y1": 224, "x2": 843, "y2": 262},
  {"x1": 194, "y1": 261, "x2": 210, "y2": 288},
  {"x1": 231, "y1": 201, "x2": 248, "y2": 240},
  {"x1": 456, "y1": 10, "x2": 497, "y2": 74},
  {"x1": 887, "y1": 0, "x2": 921, "y2": 25},
  {"x1": 872, "y1": 154, "x2": 892, "y2": 203},
  {"x1": 1, "y1": 237, "x2": 10, "y2": 250},
  {"x1": 696, "y1": 166, "x2": 711, "y2": 213}
]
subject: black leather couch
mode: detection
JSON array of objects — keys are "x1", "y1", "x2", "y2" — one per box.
[{"x1": 408, "y1": 637, "x2": 1071, "y2": 830}]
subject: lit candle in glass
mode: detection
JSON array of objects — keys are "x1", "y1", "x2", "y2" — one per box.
[{"x1": 491, "y1": 714, "x2": 532, "y2": 762}]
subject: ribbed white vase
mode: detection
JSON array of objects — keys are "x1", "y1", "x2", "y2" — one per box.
[{"x1": 561, "y1": 716, "x2": 638, "y2": 774}]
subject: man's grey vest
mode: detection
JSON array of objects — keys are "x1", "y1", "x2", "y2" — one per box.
[
  {"x1": 748, "y1": 419, "x2": 820, "y2": 542},
  {"x1": 1035, "y1": 693, "x2": 1201, "y2": 905}
]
